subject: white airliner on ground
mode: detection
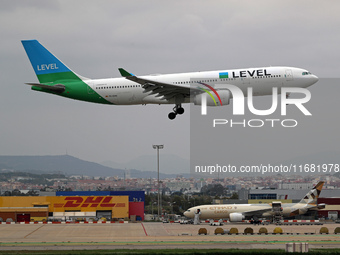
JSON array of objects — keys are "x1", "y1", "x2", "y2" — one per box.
[
  {"x1": 22, "y1": 40, "x2": 318, "y2": 120},
  {"x1": 184, "y1": 182, "x2": 325, "y2": 222}
]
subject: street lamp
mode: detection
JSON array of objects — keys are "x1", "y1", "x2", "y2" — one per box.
[
  {"x1": 170, "y1": 201, "x2": 176, "y2": 216},
  {"x1": 153, "y1": 144, "x2": 164, "y2": 221},
  {"x1": 151, "y1": 202, "x2": 157, "y2": 219}
]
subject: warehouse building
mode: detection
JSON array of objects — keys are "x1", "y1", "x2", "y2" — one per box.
[
  {"x1": 0, "y1": 195, "x2": 129, "y2": 222},
  {"x1": 56, "y1": 191, "x2": 145, "y2": 221},
  {"x1": 318, "y1": 197, "x2": 340, "y2": 220},
  {"x1": 0, "y1": 191, "x2": 144, "y2": 222},
  {"x1": 0, "y1": 207, "x2": 48, "y2": 222},
  {"x1": 248, "y1": 189, "x2": 340, "y2": 203},
  {"x1": 248, "y1": 189, "x2": 340, "y2": 220}
]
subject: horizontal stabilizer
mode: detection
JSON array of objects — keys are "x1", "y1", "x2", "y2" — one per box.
[
  {"x1": 317, "y1": 203, "x2": 326, "y2": 209},
  {"x1": 26, "y1": 83, "x2": 65, "y2": 93}
]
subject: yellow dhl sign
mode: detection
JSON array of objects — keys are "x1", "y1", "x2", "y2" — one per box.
[
  {"x1": 53, "y1": 196, "x2": 126, "y2": 208},
  {"x1": 49, "y1": 196, "x2": 128, "y2": 212},
  {"x1": 0, "y1": 196, "x2": 129, "y2": 213}
]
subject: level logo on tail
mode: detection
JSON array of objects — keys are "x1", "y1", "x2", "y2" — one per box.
[{"x1": 22, "y1": 40, "x2": 83, "y2": 83}]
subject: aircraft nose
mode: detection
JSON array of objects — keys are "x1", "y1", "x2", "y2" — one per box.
[
  {"x1": 311, "y1": 75, "x2": 319, "y2": 85},
  {"x1": 183, "y1": 211, "x2": 188, "y2": 217}
]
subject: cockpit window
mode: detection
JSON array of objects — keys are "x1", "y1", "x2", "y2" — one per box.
[
  {"x1": 187, "y1": 210, "x2": 190, "y2": 212},
  {"x1": 302, "y1": 72, "x2": 312, "y2": 75}
]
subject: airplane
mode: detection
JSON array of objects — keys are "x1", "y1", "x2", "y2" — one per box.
[
  {"x1": 183, "y1": 181, "x2": 325, "y2": 222},
  {"x1": 22, "y1": 40, "x2": 319, "y2": 120}
]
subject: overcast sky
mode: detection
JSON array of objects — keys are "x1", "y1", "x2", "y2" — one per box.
[{"x1": 0, "y1": 0, "x2": 339, "y2": 169}]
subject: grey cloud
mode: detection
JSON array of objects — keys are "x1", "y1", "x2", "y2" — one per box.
[{"x1": 0, "y1": 0, "x2": 339, "y2": 169}]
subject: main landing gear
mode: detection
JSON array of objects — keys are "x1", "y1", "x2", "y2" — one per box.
[
  {"x1": 168, "y1": 104, "x2": 184, "y2": 120},
  {"x1": 286, "y1": 93, "x2": 291, "y2": 106}
]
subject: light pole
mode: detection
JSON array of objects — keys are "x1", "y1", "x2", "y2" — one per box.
[
  {"x1": 153, "y1": 144, "x2": 163, "y2": 221},
  {"x1": 170, "y1": 202, "x2": 176, "y2": 216},
  {"x1": 151, "y1": 202, "x2": 157, "y2": 219}
]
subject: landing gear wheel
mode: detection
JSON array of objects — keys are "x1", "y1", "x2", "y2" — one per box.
[
  {"x1": 168, "y1": 112, "x2": 176, "y2": 120},
  {"x1": 168, "y1": 104, "x2": 184, "y2": 120},
  {"x1": 177, "y1": 107, "x2": 184, "y2": 115}
]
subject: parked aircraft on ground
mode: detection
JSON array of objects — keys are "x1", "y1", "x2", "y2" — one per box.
[{"x1": 184, "y1": 182, "x2": 325, "y2": 222}]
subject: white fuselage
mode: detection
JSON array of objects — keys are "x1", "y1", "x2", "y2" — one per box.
[
  {"x1": 87, "y1": 66, "x2": 318, "y2": 105},
  {"x1": 184, "y1": 202, "x2": 310, "y2": 220}
]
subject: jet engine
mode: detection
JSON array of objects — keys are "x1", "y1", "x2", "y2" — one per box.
[
  {"x1": 193, "y1": 90, "x2": 231, "y2": 106},
  {"x1": 229, "y1": 213, "x2": 245, "y2": 222},
  {"x1": 317, "y1": 203, "x2": 326, "y2": 209}
]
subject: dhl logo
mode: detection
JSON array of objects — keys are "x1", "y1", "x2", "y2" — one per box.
[{"x1": 55, "y1": 196, "x2": 125, "y2": 208}]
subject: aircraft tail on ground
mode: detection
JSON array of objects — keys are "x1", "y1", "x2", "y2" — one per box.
[{"x1": 299, "y1": 181, "x2": 324, "y2": 206}]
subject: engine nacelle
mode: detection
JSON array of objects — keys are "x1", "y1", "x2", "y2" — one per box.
[
  {"x1": 193, "y1": 90, "x2": 231, "y2": 106},
  {"x1": 317, "y1": 203, "x2": 326, "y2": 209},
  {"x1": 229, "y1": 213, "x2": 245, "y2": 222}
]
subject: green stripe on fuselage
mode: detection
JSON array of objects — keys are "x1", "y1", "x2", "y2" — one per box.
[{"x1": 35, "y1": 72, "x2": 113, "y2": 105}]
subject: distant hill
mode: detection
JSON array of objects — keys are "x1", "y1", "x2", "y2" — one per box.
[
  {"x1": 0, "y1": 155, "x2": 189, "y2": 178},
  {"x1": 0, "y1": 155, "x2": 124, "y2": 177},
  {"x1": 101, "y1": 154, "x2": 190, "y2": 174}
]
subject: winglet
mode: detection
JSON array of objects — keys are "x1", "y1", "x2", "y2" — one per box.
[{"x1": 118, "y1": 68, "x2": 134, "y2": 77}]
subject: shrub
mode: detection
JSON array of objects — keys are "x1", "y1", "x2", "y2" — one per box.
[
  {"x1": 214, "y1": 228, "x2": 224, "y2": 235},
  {"x1": 259, "y1": 227, "x2": 268, "y2": 234},
  {"x1": 229, "y1": 227, "x2": 238, "y2": 234},
  {"x1": 244, "y1": 227, "x2": 254, "y2": 234},
  {"x1": 198, "y1": 228, "x2": 207, "y2": 235},
  {"x1": 320, "y1": 227, "x2": 329, "y2": 234}
]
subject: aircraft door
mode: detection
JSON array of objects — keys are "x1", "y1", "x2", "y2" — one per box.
[
  {"x1": 272, "y1": 201, "x2": 283, "y2": 223},
  {"x1": 285, "y1": 69, "x2": 293, "y2": 81}
]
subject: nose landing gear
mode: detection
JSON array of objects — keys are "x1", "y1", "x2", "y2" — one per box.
[{"x1": 168, "y1": 104, "x2": 184, "y2": 120}]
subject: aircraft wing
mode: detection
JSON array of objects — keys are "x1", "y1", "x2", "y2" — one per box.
[
  {"x1": 119, "y1": 68, "x2": 200, "y2": 101},
  {"x1": 241, "y1": 208, "x2": 272, "y2": 218}
]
